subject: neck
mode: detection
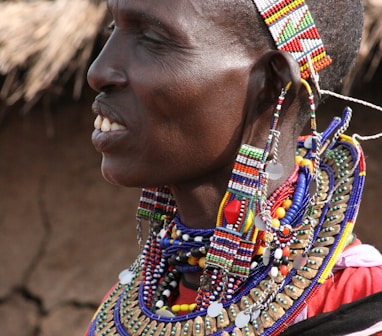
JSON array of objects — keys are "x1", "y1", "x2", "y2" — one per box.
[
  {"x1": 169, "y1": 167, "x2": 232, "y2": 230},
  {"x1": 168, "y1": 143, "x2": 297, "y2": 287}
]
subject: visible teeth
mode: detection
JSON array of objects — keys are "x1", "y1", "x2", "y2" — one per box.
[
  {"x1": 94, "y1": 115, "x2": 127, "y2": 132},
  {"x1": 101, "y1": 117, "x2": 111, "y2": 132},
  {"x1": 111, "y1": 122, "x2": 127, "y2": 131},
  {"x1": 94, "y1": 115, "x2": 102, "y2": 130}
]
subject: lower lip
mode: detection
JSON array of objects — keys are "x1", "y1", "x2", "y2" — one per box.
[{"x1": 91, "y1": 128, "x2": 128, "y2": 153}]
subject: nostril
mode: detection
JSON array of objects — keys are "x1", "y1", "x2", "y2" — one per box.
[{"x1": 101, "y1": 84, "x2": 117, "y2": 93}]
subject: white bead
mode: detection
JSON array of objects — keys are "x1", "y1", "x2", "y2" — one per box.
[
  {"x1": 159, "y1": 229, "x2": 166, "y2": 239},
  {"x1": 271, "y1": 266, "x2": 279, "y2": 278},
  {"x1": 163, "y1": 289, "x2": 171, "y2": 297},
  {"x1": 182, "y1": 234, "x2": 190, "y2": 241},
  {"x1": 170, "y1": 281, "x2": 177, "y2": 288},
  {"x1": 195, "y1": 236, "x2": 203, "y2": 242},
  {"x1": 155, "y1": 300, "x2": 164, "y2": 309},
  {"x1": 251, "y1": 261, "x2": 258, "y2": 270},
  {"x1": 274, "y1": 248, "x2": 283, "y2": 260}
]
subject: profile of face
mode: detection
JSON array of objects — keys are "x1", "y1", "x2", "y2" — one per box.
[{"x1": 87, "y1": 0, "x2": 267, "y2": 188}]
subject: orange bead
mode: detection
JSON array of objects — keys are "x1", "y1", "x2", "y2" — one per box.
[
  {"x1": 198, "y1": 257, "x2": 206, "y2": 269},
  {"x1": 188, "y1": 256, "x2": 199, "y2": 266},
  {"x1": 282, "y1": 226, "x2": 291, "y2": 235}
]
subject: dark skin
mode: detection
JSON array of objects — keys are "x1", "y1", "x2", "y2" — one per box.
[{"x1": 88, "y1": 0, "x2": 303, "y2": 286}]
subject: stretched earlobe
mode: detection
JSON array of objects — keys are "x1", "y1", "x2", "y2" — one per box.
[{"x1": 264, "y1": 50, "x2": 301, "y2": 101}]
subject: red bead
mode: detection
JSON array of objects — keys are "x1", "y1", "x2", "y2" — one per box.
[
  {"x1": 282, "y1": 246, "x2": 291, "y2": 257},
  {"x1": 280, "y1": 265, "x2": 289, "y2": 276},
  {"x1": 224, "y1": 200, "x2": 242, "y2": 224}
]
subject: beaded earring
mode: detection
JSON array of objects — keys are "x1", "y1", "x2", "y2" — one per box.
[
  {"x1": 202, "y1": 82, "x2": 295, "y2": 317},
  {"x1": 136, "y1": 186, "x2": 176, "y2": 250}
]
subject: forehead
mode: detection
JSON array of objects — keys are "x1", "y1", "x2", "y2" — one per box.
[
  {"x1": 107, "y1": 0, "x2": 213, "y2": 25},
  {"x1": 107, "y1": 0, "x2": 233, "y2": 38}
]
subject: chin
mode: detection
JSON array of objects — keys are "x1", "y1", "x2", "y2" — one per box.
[{"x1": 100, "y1": 156, "x2": 156, "y2": 188}]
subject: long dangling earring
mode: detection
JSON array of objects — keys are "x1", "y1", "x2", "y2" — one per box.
[
  {"x1": 136, "y1": 186, "x2": 176, "y2": 250},
  {"x1": 203, "y1": 83, "x2": 294, "y2": 318}
]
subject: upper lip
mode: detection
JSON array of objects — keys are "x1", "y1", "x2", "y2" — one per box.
[{"x1": 92, "y1": 95, "x2": 126, "y2": 126}]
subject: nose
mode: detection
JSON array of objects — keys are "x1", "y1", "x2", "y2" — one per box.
[{"x1": 87, "y1": 36, "x2": 128, "y2": 92}]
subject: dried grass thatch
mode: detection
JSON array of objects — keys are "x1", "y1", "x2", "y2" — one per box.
[
  {"x1": 0, "y1": 0, "x2": 381, "y2": 112},
  {"x1": 0, "y1": 0, "x2": 106, "y2": 112}
]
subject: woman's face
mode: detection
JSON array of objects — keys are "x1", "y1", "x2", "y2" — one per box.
[{"x1": 87, "y1": 0, "x2": 257, "y2": 187}]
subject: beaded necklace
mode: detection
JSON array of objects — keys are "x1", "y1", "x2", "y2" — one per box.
[{"x1": 88, "y1": 111, "x2": 366, "y2": 336}]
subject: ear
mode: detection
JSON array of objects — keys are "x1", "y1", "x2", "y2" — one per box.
[{"x1": 243, "y1": 50, "x2": 301, "y2": 144}]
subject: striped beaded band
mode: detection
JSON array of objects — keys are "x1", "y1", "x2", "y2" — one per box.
[{"x1": 252, "y1": 0, "x2": 332, "y2": 79}]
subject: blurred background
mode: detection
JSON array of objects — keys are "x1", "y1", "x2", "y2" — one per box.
[{"x1": 1, "y1": 0, "x2": 382, "y2": 335}]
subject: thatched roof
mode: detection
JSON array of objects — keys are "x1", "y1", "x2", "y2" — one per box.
[
  {"x1": 0, "y1": 0, "x2": 106, "y2": 112},
  {"x1": 0, "y1": 0, "x2": 381, "y2": 111}
]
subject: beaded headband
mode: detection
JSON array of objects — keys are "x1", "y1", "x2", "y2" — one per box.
[{"x1": 251, "y1": 0, "x2": 332, "y2": 79}]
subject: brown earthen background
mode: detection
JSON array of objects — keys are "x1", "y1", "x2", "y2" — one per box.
[{"x1": 1, "y1": 71, "x2": 382, "y2": 335}]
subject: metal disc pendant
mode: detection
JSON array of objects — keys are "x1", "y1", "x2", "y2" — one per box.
[
  {"x1": 251, "y1": 309, "x2": 261, "y2": 321},
  {"x1": 235, "y1": 311, "x2": 251, "y2": 328},
  {"x1": 304, "y1": 136, "x2": 314, "y2": 149},
  {"x1": 293, "y1": 253, "x2": 308, "y2": 270},
  {"x1": 207, "y1": 301, "x2": 223, "y2": 317},
  {"x1": 119, "y1": 269, "x2": 134, "y2": 285},
  {"x1": 255, "y1": 214, "x2": 267, "y2": 231},
  {"x1": 266, "y1": 162, "x2": 284, "y2": 180},
  {"x1": 263, "y1": 247, "x2": 271, "y2": 266},
  {"x1": 155, "y1": 309, "x2": 176, "y2": 318},
  {"x1": 309, "y1": 178, "x2": 318, "y2": 198}
]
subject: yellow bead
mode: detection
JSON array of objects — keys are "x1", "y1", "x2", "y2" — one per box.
[
  {"x1": 301, "y1": 159, "x2": 313, "y2": 174},
  {"x1": 243, "y1": 209, "x2": 254, "y2": 233},
  {"x1": 283, "y1": 199, "x2": 293, "y2": 210},
  {"x1": 189, "y1": 303, "x2": 197, "y2": 311},
  {"x1": 272, "y1": 218, "x2": 280, "y2": 229},
  {"x1": 199, "y1": 256, "x2": 206, "y2": 269},
  {"x1": 181, "y1": 304, "x2": 190, "y2": 312},
  {"x1": 256, "y1": 246, "x2": 265, "y2": 255},
  {"x1": 266, "y1": 232, "x2": 274, "y2": 242},
  {"x1": 275, "y1": 207, "x2": 286, "y2": 219},
  {"x1": 295, "y1": 156, "x2": 304, "y2": 165},
  {"x1": 171, "y1": 227, "x2": 177, "y2": 239},
  {"x1": 171, "y1": 305, "x2": 181, "y2": 313}
]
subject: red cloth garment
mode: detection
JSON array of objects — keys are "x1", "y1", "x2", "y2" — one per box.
[
  {"x1": 307, "y1": 264, "x2": 382, "y2": 318},
  {"x1": 308, "y1": 240, "x2": 382, "y2": 318}
]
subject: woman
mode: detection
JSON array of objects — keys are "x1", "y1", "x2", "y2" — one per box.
[{"x1": 86, "y1": 0, "x2": 382, "y2": 335}]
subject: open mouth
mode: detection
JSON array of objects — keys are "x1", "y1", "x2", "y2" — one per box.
[{"x1": 94, "y1": 115, "x2": 127, "y2": 132}]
